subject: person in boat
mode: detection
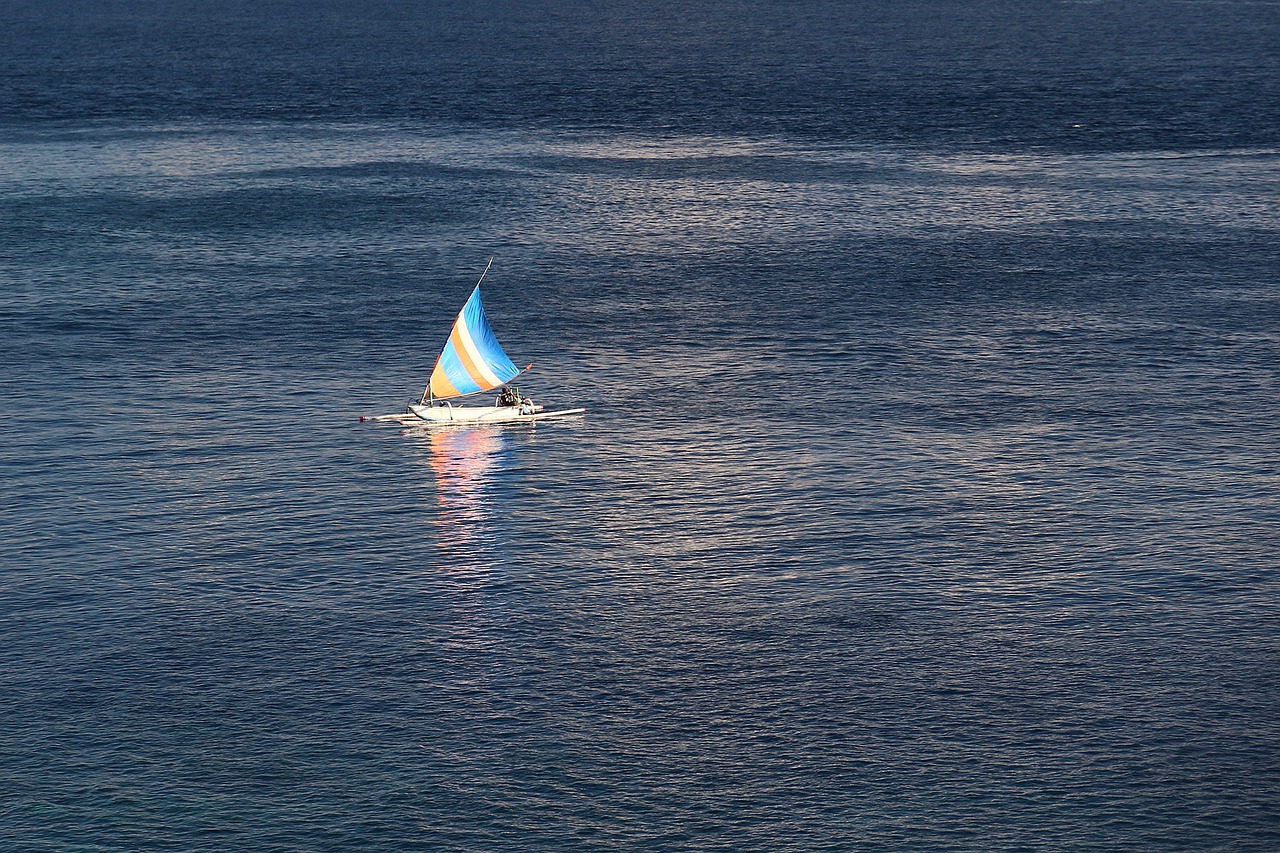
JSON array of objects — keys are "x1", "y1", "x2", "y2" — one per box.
[{"x1": 497, "y1": 385, "x2": 521, "y2": 407}]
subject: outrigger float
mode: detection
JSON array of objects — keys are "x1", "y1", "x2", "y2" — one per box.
[{"x1": 362, "y1": 261, "x2": 585, "y2": 427}]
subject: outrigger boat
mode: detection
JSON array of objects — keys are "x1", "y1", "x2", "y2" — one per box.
[{"x1": 362, "y1": 262, "x2": 585, "y2": 426}]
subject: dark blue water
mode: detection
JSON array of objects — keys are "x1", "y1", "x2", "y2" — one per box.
[{"x1": 3, "y1": 1, "x2": 1279, "y2": 849}]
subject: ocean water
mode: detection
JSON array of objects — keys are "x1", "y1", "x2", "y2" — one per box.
[{"x1": 2, "y1": 1, "x2": 1279, "y2": 849}]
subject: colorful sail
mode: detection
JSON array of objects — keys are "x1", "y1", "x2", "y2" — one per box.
[{"x1": 426, "y1": 285, "x2": 521, "y2": 399}]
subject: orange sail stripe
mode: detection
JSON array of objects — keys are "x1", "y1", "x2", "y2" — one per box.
[
  {"x1": 449, "y1": 324, "x2": 494, "y2": 390},
  {"x1": 430, "y1": 366, "x2": 461, "y2": 399}
]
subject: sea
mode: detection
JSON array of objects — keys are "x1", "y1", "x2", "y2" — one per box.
[{"x1": 2, "y1": 0, "x2": 1278, "y2": 849}]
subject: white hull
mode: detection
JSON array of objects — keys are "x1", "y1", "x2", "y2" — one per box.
[{"x1": 363, "y1": 404, "x2": 585, "y2": 426}]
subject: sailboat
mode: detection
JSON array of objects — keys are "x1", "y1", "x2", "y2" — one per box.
[{"x1": 362, "y1": 262, "x2": 585, "y2": 426}]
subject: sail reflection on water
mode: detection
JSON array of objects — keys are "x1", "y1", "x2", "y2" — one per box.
[{"x1": 413, "y1": 426, "x2": 511, "y2": 554}]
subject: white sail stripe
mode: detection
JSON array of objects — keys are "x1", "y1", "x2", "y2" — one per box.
[{"x1": 453, "y1": 312, "x2": 504, "y2": 388}]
